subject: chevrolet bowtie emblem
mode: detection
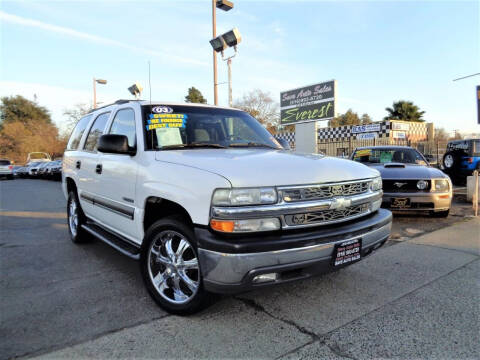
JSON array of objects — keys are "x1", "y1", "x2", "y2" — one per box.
[
  {"x1": 394, "y1": 182, "x2": 407, "y2": 188},
  {"x1": 330, "y1": 197, "x2": 352, "y2": 211}
]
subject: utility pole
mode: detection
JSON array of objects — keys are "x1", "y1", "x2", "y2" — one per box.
[
  {"x1": 212, "y1": 0, "x2": 218, "y2": 105},
  {"x1": 227, "y1": 58, "x2": 232, "y2": 107}
]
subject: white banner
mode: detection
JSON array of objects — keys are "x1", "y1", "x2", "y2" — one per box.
[{"x1": 351, "y1": 124, "x2": 381, "y2": 134}]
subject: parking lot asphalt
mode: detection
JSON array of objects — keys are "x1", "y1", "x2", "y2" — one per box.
[{"x1": 1, "y1": 179, "x2": 479, "y2": 359}]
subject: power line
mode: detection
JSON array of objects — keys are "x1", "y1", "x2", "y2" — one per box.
[{"x1": 452, "y1": 73, "x2": 480, "y2": 81}]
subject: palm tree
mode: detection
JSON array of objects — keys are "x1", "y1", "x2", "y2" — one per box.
[{"x1": 384, "y1": 101, "x2": 425, "y2": 122}]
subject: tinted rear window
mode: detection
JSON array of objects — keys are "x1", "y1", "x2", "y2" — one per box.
[{"x1": 0, "y1": 160, "x2": 11, "y2": 165}]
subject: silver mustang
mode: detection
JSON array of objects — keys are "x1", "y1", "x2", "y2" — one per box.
[{"x1": 351, "y1": 146, "x2": 452, "y2": 217}]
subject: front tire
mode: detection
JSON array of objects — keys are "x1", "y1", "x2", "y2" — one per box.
[
  {"x1": 67, "y1": 191, "x2": 89, "y2": 243},
  {"x1": 140, "y1": 217, "x2": 211, "y2": 315}
]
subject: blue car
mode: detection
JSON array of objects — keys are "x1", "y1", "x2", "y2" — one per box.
[{"x1": 442, "y1": 139, "x2": 480, "y2": 183}]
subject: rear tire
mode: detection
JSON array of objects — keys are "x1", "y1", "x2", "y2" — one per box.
[
  {"x1": 67, "y1": 191, "x2": 90, "y2": 243},
  {"x1": 140, "y1": 217, "x2": 212, "y2": 315}
]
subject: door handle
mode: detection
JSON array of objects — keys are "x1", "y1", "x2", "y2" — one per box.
[
  {"x1": 95, "y1": 164, "x2": 102, "y2": 174},
  {"x1": 76, "y1": 161, "x2": 81, "y2": 169}
]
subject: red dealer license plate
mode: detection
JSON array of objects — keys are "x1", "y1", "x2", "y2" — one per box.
[{"x1": 333, "y1": 239, "x2": 362, "y2": 267}]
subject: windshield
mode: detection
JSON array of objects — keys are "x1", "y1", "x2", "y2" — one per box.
[
  {"x1": 142, "y1": 105, "x2": 281, "y2": 150},
  {"x1": 352, "y1": 148, "x2": 427, "y2": 165}
]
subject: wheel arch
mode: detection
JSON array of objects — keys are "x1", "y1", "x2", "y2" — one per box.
[{"x1": 143, "y1": 196, "x2": 194, "y2": 233}]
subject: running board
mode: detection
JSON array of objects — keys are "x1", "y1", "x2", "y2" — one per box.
[{"x1": 81, "y1": 223, "x2": 140, "y2": 260}]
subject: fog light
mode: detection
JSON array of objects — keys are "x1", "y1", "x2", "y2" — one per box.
[
  {"x1": 417, "y1": 180, "x2": 428, "y2": 190},
  {"x1": 252, "y1": 273, "x2": 278, "y2": 283}
]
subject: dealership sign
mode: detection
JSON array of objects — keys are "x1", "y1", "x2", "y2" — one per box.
[
  {"x1": 356, "y1": 132, "x2": 378, "y2": 140},
  {"x1": 280, "y1": 80, "x2": 336, "y2": 125},
  {"x1": 351, "y1": 123, "x2": 381, "y2": 134}
]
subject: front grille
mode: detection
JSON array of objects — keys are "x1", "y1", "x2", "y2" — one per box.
[
  {"x1": 383, "y1": 180, "x2": 430, "y2": 193},
  {"x1": 281, "y1": 181, "x2": 370, "y2": 202},
  {"x1": 284, "y1": 203, "x2": 369, "y2": 226}
]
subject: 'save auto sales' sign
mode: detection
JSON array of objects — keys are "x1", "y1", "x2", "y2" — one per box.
[{"x1": 280, "y1": 80, "x2": 336, "y2": 125}]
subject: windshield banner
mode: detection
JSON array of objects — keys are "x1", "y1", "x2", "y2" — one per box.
[{"x1": 146, "y1": 113, "x2": 187, "y2": 130}]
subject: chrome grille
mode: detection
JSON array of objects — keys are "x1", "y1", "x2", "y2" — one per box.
[
  {"x1": 281, "y1": 181, "x2": 370, "y2": 202},
  {"x1": 284, "y1": 204, "x2": 369, "y2": 226}
]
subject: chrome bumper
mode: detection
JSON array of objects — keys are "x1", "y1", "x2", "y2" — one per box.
[{"x1": 198, "y1": 209, "x2": 392, "y2": 293}]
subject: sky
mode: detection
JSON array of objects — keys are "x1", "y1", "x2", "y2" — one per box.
[{"x1": 1, "y1": 0, "x2": 479, "y2": 135}]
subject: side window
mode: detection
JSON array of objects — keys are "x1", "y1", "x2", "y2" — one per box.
[
  {"x1": 109, "y1": 109, "x2": 136, "y2": 147},
  {"x1": 67, "y1": 115, "x2": 92, "y2": 150},
  {"x1": 84, "y1": 112, "x2": 110, "y2": 152}
]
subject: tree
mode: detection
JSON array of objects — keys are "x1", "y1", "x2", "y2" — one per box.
[
  {"x1": 329, "y1": 109, "x2": 362, "y2": 127},
  {"x1": 0, "y1": 96, "x2": 65, "y2": 163},
  {"x1": 360, "y1": 113, "x2": 372, "y2": 124},
  {"x1": 0, "y1": 95, "x2": 51, "y2": 129},
  {"x1": 434, "y1": 127, "x2": 449, "y2": 142},
  {"x1": 63, "y1": 103, "x2": 91, "y2": 134},
  {"x1": 185, "y1": 87, "x2": 207, "y2": 104},
  {"x1": 234, "y1": 89, "x2": 279, "y2": 129},
  {"x1": 384, "y1": 100, "x2": 425, "y2": 122}
]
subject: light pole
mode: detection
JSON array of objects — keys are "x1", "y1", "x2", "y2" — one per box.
[
  {"x1": 223, "y1": 53, "x2": 236, "y2": 107},
  {"x1": 93, "y1": 78, "x2": 107, "y2": 109},
  {"x1": 212, "y1": 0, "x2": 233, "y2": 105}
]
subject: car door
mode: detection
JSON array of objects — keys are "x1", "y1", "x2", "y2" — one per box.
[
  {"x1": 94, "y1": 106, "x2": 139, "y2": 241},
  {"x1": 77, "y1": 111, "x2": 111, "y2": 222}
]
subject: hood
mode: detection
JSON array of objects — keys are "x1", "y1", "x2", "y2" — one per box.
[
  {"x1": 369, "y1": 163, "x2": 447, "y2": 180},
  {"x1": 155, "y1": 149, "x2": 378, "y2": 187}
]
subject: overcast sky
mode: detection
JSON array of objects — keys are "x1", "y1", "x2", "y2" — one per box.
[{"x1": 1, "y1": 0, "x2": 479, "y2": 134}]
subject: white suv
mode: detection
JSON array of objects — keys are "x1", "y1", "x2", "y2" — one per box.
[{"x1": 63, "y1": 100, "x2": 392, "y2": 314}]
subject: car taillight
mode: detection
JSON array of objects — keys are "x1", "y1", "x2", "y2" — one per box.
[
  {"x1": 8, "y1": 165, "x2": 13, "y2": 170},
  {"x1": 467, "y1": 157, "x2": 473, "y2": 164}
]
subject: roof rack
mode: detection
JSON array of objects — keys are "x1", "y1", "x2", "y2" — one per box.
[{"x1": 88, "y1": 99, "x2": 142, "y2": 113}]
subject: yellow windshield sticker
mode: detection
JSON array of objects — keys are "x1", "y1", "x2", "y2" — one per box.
[
  {"x1": 354, "y1": 149, "x2": 371, "y2": 157},
  {"x1": 146, "y1": 113, "x2": 187, "y2": 130}
]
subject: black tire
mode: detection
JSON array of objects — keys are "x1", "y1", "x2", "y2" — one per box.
[
  {"x1": 140, "y1": 217, "x2": 212, "y2": 315},
  {"x1": 442, "y1": 151, "x2": 460, "y2": 173},
  {"x1": 67, "y1": 191, "x2": 90, "y2": 243},
  {"x1": 432, "y1": 209, "x2": 449, "y2": 218}
]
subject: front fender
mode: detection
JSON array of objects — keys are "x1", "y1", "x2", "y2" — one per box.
[{"x1": 139, "y1": 162, "x2": 231, "y2": 226}]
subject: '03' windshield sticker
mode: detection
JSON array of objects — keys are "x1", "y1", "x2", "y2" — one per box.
[
  {"x1": 146, "y1": 113, "x2": 187, "y2": 130},
  {"x1": 151, "y1": 106, "x2": 173, "y2": 114}
]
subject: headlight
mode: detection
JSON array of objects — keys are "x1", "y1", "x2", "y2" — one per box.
[
  {"x1": 210, "y1": 218, "x2": 281, "y2": 233},
  {"x1": 212, "y1": 188, "x2": 277, "y2": 206},
  {"x1": 370, "y1": 177, "x2": 382, "y2": 191},
  {"x1": 433, "y1": 179, "x2": 449, "y2": 192},
  {"x1": 417, "y1": 180, "x2": 428, "y2": 190}
]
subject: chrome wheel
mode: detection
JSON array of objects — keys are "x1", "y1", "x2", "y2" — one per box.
[
  {"x1": 444, "y1": 154, "x2": 454, "y2": 168},
  {"x1": 68, "y1": 198, "x2": 78, "y2": 237},
  {"x1": 147, "y1": 230, "x2": 200, "y2": 304}
]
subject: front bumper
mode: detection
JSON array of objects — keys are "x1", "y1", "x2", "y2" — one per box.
[
  {"x1": 196, "y1": 208, "x2": 392, "y2": 294},
  {"x1": 382, "y1": 191, "x2": 452, "y2": 212}
]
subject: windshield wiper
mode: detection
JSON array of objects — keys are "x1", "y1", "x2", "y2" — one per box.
[
  {"x1": 159, "y1": 143, "x2": 227, "y2": 150},
  {"x1": 229, "y1": 142, "x2": 278, "y2": 149}
]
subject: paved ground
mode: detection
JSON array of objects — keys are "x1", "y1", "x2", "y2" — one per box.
[{"x1": 0, "y1": 179, "x2": 479, "y2": 359}]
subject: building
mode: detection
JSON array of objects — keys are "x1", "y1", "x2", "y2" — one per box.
[{"x1": 275, "y1": 120, "x2": 435, "y2": 157}]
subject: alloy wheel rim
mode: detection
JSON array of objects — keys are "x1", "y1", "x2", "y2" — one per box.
[
  {"x1": 148, "y1": 230, "x2": 200, "y2": 304},
  {"x1": 69, "y1": 199, "x2": 78, "y2": 237},
  {"x1": 444, "y1": 155, "x2": 454, "y2": 168}
]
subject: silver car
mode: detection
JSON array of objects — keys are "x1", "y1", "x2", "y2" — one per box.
[{"x1": 351, "y1": 146, "x2": 452, "y2": 217}]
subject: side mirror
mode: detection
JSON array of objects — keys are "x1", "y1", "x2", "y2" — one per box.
[
  {"x1": 276, "y1": 138, "x2": 291, "y2": 150},
  {"x1": 98, "y1": 134, "x2": 136, "y2": 155}
]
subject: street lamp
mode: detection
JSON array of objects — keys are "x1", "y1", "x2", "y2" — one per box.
[
  {"x1": 128, "y1": 82, "x2": 143, "y2": 99},
  {"x1": 212, "y1": 0, "x2": 234, "y2": 106},
  {"x1": 93, "y1": 78, "x2": 107, "y2": 109},
  {"x1": 210, "y1": 28, "x2": 242, "y2": 107}
]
